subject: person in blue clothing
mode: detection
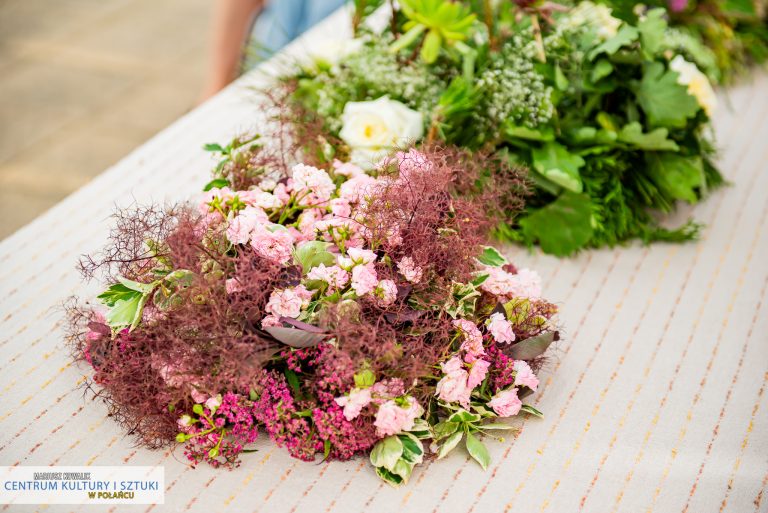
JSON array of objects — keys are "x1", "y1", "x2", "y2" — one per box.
[{"x1": 200, "y1": 0, "x2": 345, "y2": 100}]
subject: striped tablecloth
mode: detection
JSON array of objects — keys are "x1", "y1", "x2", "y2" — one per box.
[{"x1": 1, "y1": 7, "x2": 766, "y2": 513}]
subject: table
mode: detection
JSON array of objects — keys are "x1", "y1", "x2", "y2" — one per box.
[{"x1": 1, "y1": 6, "x2": 766, "y2": 512}]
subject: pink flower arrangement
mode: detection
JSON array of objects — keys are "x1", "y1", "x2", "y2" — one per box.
[{"x1": 70, "y1": 143, "x2": 559, "y2": 487}]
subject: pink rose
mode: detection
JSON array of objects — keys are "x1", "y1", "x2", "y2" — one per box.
[
  {"x1": 488, "y1": 388, "x2": 522, "y2": 418},
  {"x1": 334, "y1": 388, "x2": 373, "y2": 421},
  {"x1": 351, "y1": 264, "x2": 378, "y2": 296},
  {"x1": 513, "y1": 361, "x2": 539, "y2": 391},
  {"x1": 487, "y1": 312, "x2": 516, "y2": 344}
]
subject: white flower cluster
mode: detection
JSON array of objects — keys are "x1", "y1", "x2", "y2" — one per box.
[{"x1": 474, "y1": 40, "x2": 555, "y2": 135}]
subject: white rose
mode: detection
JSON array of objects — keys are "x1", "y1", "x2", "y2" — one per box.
[
  {"x1": 669, "y1": 55, "x2": 717, "y2": 117},
  {"x1": 304, "y1": 38, "x2": 363, "y2": 68},
  {"x1": 339, "y1": 96, "x2": 424, "y2": 169},
  {"x1": 568, "y1": 1, "x2": 622, "y2": 40}
]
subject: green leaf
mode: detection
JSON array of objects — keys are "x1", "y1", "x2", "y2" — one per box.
[
  {"x1": 509, "y1": 331, "x2": 557, "y2": 360},
  {"x1": 618, "y1": 122, "x2": 680, "y2": 151},
  {"x1": 118, "y1": 277, "x2": 157, "y2": 294},
  {"x1": 323, "y1": 439, "x2": 332, "y2": 460},
  {"x1": 532, "y1": 142, "x2": 585, "y2": 193},
  {"x1": 722, "y1": 0, "x2": 757, "y2": 16},
  {"x1": 476, "y1": 246, "x2": 508, "y2": 267},
  {"x1": 284, "y1": 369, "x2": 302, "y2": 397},
  {"x1": 480, "y1": 422, "x2": 516, "y2": 430},
  {"x1": 465, "y1": 432, "x2": 491, "y2": 470},
  {"x1": 590, "y1": 59, "x2": 613, "y2": 83},
  {"x1": 104, "y1": 292, "x2": 144, "y2": 330},
  {"x1": 638, "y1": 9, "x2": 667, "y2": 58},
  {"x1": 471, "y1": 273, "x2": 489, "y2": 287},
  {"x1": 203, "y1": 178, "x2": 231, "y2": 192},
  {"x1": 447, "y1": 410, "x2": 481, "y2": 424},
  {"x1": 437, "y1": 431, "x2": 463, "y2": 459},
  {"x1": 588, "y1": 25, "x2": 639, "y2": 60},
  {"x1": 375, "y1": 466, "x2": 405, "y2": 487},
  {"x1": 433, "y1": 420, "x2": 460, "y2": 440},
  {"x1": 398, "y1": 433, "x2": 424, "y2": 464},
  {"x1": 635, "y1": 62, "x2": 700, "y2": 128},
  {"x1": 421, "y1": 29, "x2": 442, "y2": 63},
  {"x1": 97, "y1": 283, "x2": 137, "y2": 307},
  {"x1": 521, "y1": 405, "x2": 544, "y2": 418},
  {"x1": 294, "y1": 241, "x2": 336, "y2": 273},
  {"x1": 646, "y1": 152, "x2": 705, "y2": 204},
  {"x1": 554, "y1": 64, "x2": 568, "y2": 91},
  {"x1": 506, "y1": 124, "x2": 555, "y2": 142},
  {"x1": 353, "y1": 369, "x2": 375, "y2": 388},
  {"x1": 203, "y1": 143, "x2": 225, "y2": 153},
  {"x1": 519, "y1": 192, "x2": 594, "y2": 256},
  {"x1": 370, "y1": 436, "x2": 404, "y2": 471}
]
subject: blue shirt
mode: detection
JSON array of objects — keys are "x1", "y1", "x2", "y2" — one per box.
[{"x1": 250, "y1": 0, "x2": 347, "y2": 60}]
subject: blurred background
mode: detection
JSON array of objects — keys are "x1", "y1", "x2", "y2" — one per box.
[{"x1": 0, "y1": 0, "x2": 212, "y2": 239}]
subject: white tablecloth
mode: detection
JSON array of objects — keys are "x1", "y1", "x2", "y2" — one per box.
[{"x1": 1, "y1": 7, "x2": 766, "y2": 513}]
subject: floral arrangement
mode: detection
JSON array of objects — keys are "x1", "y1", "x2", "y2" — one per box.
[
  {"x1": 68, "y1": 141, "x2": 560, "y2": 486},
  {"x1": 286, "y1": 0, "x2": 725, "y2": 256}
]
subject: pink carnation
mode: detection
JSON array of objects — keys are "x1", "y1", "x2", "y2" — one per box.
[
  {"x1": 339, "y1": 174, "x2": 377, "y2": 203},
  {"x1": 225, "y1": 278, "x2": 243, "y2": 295},
  {"x1": 488, "y1": 388, "x2": 523, "y2": 417},
  {"x1": 396, "y1": 149, "x2": 433, "y2": 183},
  {"x1": 330, "y1": 198, "x2": 352, "y2": 218},
  {"x1": 239, "y1": 189, "x2": 283, "y2": 209},
  {"x1": 374, "y1": 279, "x2": 398, "y2": 307},
  {"x1": 435, "y1": 356, "x2": 472, "y2": 407},
  {"x1": 250, "y1": 224, "x2": 294, "y2": 264},
  {"x1": 291, "y1": 163, "x2": 335, "y2": 204},
  {"x1": 374, "y1": 397, "x2": 423, "y2": 437},
  {"x1": 512, "y1": 268, "x2": 542, "y2": 299},
  {"x1": 265, "y1": 286, "x2": 311, "y2": 319},
  {"x1": 397, "y1": 256, "x2": 423, "y2": 283},
  {"x1": 453, "y1": 319, "x2": 485, "y2": 361},
  {"x1": 334, "y1": 388, "x2": 373, "y2": 421},
  {"x1": 333, "y1": 159, "x2": 365, "y2": 178},
  {"x1": 351, "y1": 264, "x2": 378, "y2": 296},
  {"x1": 467, "y1": 359, "x2": 491, "y2": 389},
  {"x1": 225, "y1": 206, "x2": 267, "y2": 244},
  {"x1": 487, "y1": 312, "x2": 516, "y2": 344},
  {"x1": 513, "y1": 361, "x2": 539, "y2": 391},
  {"x1": 480, "y1": 267, "x2": 542, "y2": 300},
  {"x1": 306, "y1": 264, "x2": 350, "y2": 292}
]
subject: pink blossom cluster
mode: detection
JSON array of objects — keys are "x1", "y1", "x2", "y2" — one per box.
[{"x1": 178, "y1": 392, "x2": 259, "y2": 469}]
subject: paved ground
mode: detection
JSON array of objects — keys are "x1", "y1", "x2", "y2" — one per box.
[{"x1": 0, "y1": 0, "x2": 212, "y2": 239}]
